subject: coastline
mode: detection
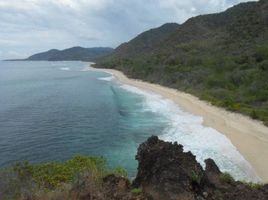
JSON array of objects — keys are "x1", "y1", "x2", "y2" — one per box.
[{"x1": 90, "y1": 66, "x2": 268, "y2": 183}]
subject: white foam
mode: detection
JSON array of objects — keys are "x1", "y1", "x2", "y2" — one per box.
[
  {"x1": 98, "y1": 76, "x2": 114, "y2": 81},
  {"x1": 52, "y1": 63, "x2": 64, "y2": 66},
  {"x1": 59, "y1": 67, "x2": 70, "y2": 71},
  {"x1": 81, "y1": 67, "x2": 90, "y2": 71},
  {"x1": 119, "y1": 84, "x2": 261, "y2": 182}
]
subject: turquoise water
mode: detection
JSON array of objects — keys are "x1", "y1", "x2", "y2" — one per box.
[
  {"x1": 0, "y1": 61, "x2": 168, "y2": 177},
  {"x1": 0, "y1": 61, "x2": 260, "y2": 182}
]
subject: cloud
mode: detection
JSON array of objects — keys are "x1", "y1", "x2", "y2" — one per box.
[{"x1": 0, "y1": 0, "x2": 255, "y2": 59}]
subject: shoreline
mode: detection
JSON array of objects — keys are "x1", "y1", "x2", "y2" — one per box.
[{"x1": 90, "y1": 66, "x2": 268, "y2": 183}]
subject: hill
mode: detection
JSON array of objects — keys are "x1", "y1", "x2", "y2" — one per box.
[
  {"x1": 113, "y1": 23, "x2": 180, "y2": 58},
  {"x1": 26, "y1": 46, "x2": 113, "y2": 61},
  {"x1": 96, "y1": 0, "x2": 268, "y2": 126}
]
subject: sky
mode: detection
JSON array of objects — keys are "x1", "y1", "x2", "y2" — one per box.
[{"x1": 0, "y1": 0, "x2": 255, "y2": 59}]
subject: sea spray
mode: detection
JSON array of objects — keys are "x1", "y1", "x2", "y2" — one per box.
[
  {"x1": 98, "y1": 76, "x2": 114, "y2": 81},
  {"x1": 60, "y1": 67, "x2": 70, "y2": 71}
]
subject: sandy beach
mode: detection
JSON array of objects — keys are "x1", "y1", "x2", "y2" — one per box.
[{"x1": 91, "y1": 66, "x2": 268, "y2": 183}]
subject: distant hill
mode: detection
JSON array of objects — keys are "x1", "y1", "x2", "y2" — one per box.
[
  {"x1": 97, "y1": 0, "x2": 268, "y2": 126},
  {"x1": 26, "y1": 47, "x2": 113, "y2": 61}
]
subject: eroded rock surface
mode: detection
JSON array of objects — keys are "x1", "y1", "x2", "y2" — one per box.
[{"x1": 133, "y1": 136, "x2": 268, "y2": 200}]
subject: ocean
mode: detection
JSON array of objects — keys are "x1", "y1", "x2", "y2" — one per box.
[{"x1": 0, "y1": 61, "x2": 259, "y2": 182}]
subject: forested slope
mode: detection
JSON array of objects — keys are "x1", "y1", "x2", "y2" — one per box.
[{"x1": 97, "y1": 0, "x2": 268, "y2": 126}]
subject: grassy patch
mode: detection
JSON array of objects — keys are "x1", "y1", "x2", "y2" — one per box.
[
  {"x1": 244, "y1": 182, "x2": 264, "y2": 189},
  {"x1": 0, "y1": 155, "x2": 127, "y2": 200},
  {"x1": 219, "y1": 172, "x2": 235, "y2": 184},
  {"x1": 131, "y1": 187, "x2": 143, "y2": 194},
  {"x1": 190, "y1": 171, "x2": 203, "y2": 185}
]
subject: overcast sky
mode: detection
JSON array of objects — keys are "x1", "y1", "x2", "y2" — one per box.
[{"x1": 0, "y1": 0, "x2": 255, "y2": 59}]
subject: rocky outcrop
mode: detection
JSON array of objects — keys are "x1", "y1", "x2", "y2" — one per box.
[
  {"x1": 72, "y1": 136, "x2": 268, "y2": 200},
  {"x1": 101, "y1": 175, "x2": 150, "y2": 200},
  {"x1": 133, "y1": 136, "x2": 268, "y2": 200},
  {"x1": 133, "y1": 136, "x2": 204, "y2": 200},
  {"x1": 67, "y1": 174, "x2": 151, "y2": 200},
  {"x1": 17, "y1": 136, "x2": 268, "y2": 200}
]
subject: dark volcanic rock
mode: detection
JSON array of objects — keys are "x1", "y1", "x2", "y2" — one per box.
[
  {"x1": 133, "y1": 136, "x2": 268, "y2": 200},
  {"x1": 71, "y1": 174, "x2": 151, "y2": 200},
  {"x1": 133, "y1": 136, "x2": 205, "y2": 200}
]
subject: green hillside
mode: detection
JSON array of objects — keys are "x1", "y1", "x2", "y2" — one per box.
[
  {"x1": 26, "y1": 47, "x2": 113, "y2": 61},
  {"x1": 97, "y1": 0, "x2": 268, "y2": 126}
]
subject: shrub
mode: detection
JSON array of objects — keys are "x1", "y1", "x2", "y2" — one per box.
[
  {"x1": 25, "y1": 155, "x2": 108, "y2": 189},
  {"x1": 250, "y1": 110, "x2": 259, "y2": 119},
  {"x1": 112, "y1": 167, "x2": 128, "y2": 178},
  {"x1": 190, "y1": 171, "x2": 203, "y2": 185},
  {"x1": 258, "y1": 60, "x2": 268, "y2": 71},
  {"x1": 244, "y1": 182, "x2": 264, "y2": 189},
  {"x1": 219, "y1": 172, "x2": 234, "y2": 184},
  {"x1": 256, "y1": 44, "x2": 268, "y2": 61},
  {"x1": 0, "y1": 155, "x2": 127, "y2": 199},
  {"x1": 131, "y1": 187, "x2": 143, "y2": 194}
]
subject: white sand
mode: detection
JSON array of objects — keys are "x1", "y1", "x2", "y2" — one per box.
[{"x1": 90, "y1": 66, "x2": 268, "y2": 183}]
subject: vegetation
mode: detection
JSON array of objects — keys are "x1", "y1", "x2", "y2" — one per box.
[
  {"x1": 0, "y1": 155, "x2": 127, "y2": 200},
  {"x1": 244, "y1": 182, "x2": 264, "y2": 189},
  {"x1": 97, "y1": 0, "x2": 268, "y2": 126},
  {"x1": 0, "y1": 137, "x2": 267, "y2": 199},
  {"x1": 25, "y1": 47, "x2": 113, "y2": 61},
  {"x1": 190, "y1": 171, "x2": 203, "y2": 185},
  {"x1": 131, "y1": 187, "x2": 143, "y2": 195},
  {"x1": 219, "y1": 172, "x2": 235, "y2": 184}
]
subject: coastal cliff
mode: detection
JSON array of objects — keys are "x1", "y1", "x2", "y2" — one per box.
[{"x1": 1, "y1": 136, "x2": 267, "y2": 200}]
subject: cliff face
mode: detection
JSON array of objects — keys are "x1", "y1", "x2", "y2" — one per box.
[{"x1": 132, "y1": 136, "x2": 268, "y2": 200}]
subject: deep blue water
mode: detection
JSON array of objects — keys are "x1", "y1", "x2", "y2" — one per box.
[{"x1": 0, "y1": 61, "x2": 167, "y2": 177}]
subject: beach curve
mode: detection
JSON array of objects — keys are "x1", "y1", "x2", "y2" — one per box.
[{"x1": 89, "y1": 65, "x2": 268, "y2": 183}]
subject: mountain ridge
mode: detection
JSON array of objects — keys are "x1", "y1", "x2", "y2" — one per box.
[
  {"x1": 113, "y1": 23, "x2": 180, "y2": 58},
  {"x1": 16, "y1": 46, "x2": 114, "y2": 61}
]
